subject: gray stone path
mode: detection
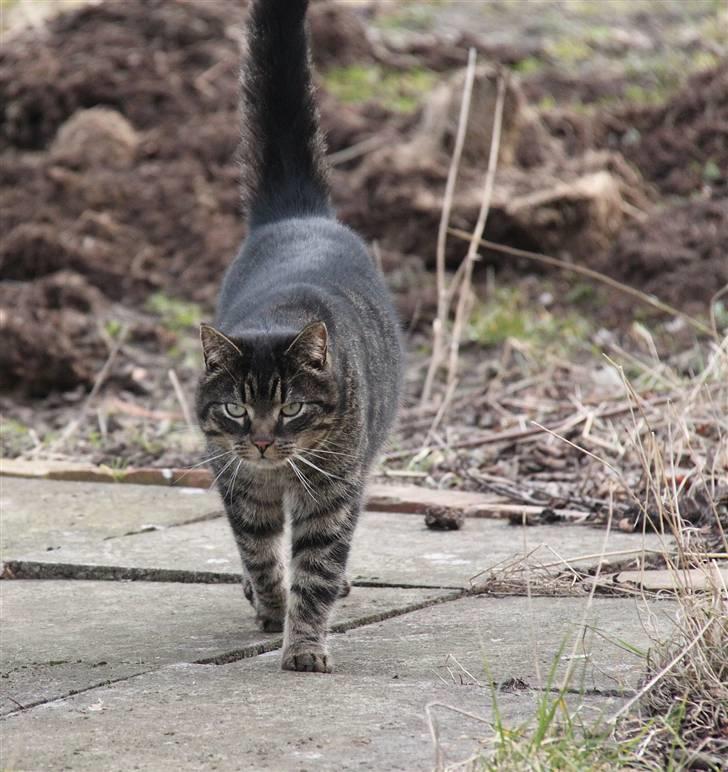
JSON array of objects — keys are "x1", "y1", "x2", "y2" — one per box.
[
  {"x1": 2, "y1": 477, "x2": 669, "y2": 588},
  {"x1": 0, "y1": 477, "x2": 679, "y2": 770},
  {"x1": 1, "y1": 477, "x2": 220, "y2": 557},
  {"x1": 1, "y1": 581, "x2": 452, "y2": 715}
]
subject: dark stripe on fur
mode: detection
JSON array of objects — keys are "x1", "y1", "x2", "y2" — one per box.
[{"x1": 290, "y1": 582, "x2": 340, "y2": 608}]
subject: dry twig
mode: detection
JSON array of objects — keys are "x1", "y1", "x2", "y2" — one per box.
[
  {"x1": 421, "y1": 48, "x2": 477, "y2": 406},
  {"x1": 50, "y1": 325, "x2": 129, "y2": 450},
  {"x1": 446, "y1": 72, "x2": 508, "y2": 393},
  {"x1": 447, "y1": 227, "x2": 716, "y2": 338}
]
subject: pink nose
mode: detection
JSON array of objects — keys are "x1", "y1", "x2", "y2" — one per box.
[{"x1": 253, "y1": 438, "x2": 273, "y2": 455}]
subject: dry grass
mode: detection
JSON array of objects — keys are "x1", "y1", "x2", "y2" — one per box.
[
  {"x1": 388, "y1": 326, "x2": 727, "y2": 545},
  {"x1": 414, "y1": 142, "x2": 727, "y2": 764},
  {"x1": 429, "y1": 338, "x2": 728, "y2": 770},
  {"x1": 607, "y1": 350, "x2": 728, "y2": 768}
]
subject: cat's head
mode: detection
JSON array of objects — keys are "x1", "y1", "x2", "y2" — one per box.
[{"x1": 195, "y1": 321, "x2": 338, "y2": 470}]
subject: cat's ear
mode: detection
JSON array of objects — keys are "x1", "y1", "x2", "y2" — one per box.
[
  {"x1": 199, "y1": 324, "x2": 242, "y2": 372},
  {"x1": 285, "y1": 321, "x2": 328, "y2": 369}
]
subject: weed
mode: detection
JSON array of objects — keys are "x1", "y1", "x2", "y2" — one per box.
[
  {"x1": 323, "y1": 65, "x2": 436, "y2": 114},
  {"x1": 511, "y1": 57, "x2": 545, "y2": 76},
  {"x1": 375, "y1": 2, "x2": 439, "y2": 32},
  {"x1": 86, "y1": 430, "x2": 103, "y2": 449},
  {"x1": 712, "y1": 300, "x2": 728, "y2": 333},
  {"x1": 0, "y1": 418, "x2": 33, "y2": 456},
  {"x1": 104, "y1": 319, "x2": 124, "y2": 339},
  {"x1": 146, "y1": 292, "x2": 202, "y2": 332},
  {"x1": 466, "y1": 287, "x2": 591, "y2": 353},
  {"x1": 102, "y1": 457, "x2": 129, "y2": 482},
  {"x1": 545, "y1": 37, "x2": 592, "y2": 66},
  {"x1": 536, "y1": 95, "x2": 557, "y2": 111},
  {"x1": 703, "y1": 159, "x2": 721, "y2": 183},
  {"x1": 129, "y1": 429, "x2": 164, "y2": 458},
  {"x1": 435, "y1": 341, "x2": 728, "y2": 770}
]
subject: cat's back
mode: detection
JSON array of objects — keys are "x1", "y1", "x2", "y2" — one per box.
[
  {"x1": 219, "y1": 216, "x2": 396, "y2": 329},
  {"x1": 241, "y1": 216, "x2": 377, "y2": 283}
]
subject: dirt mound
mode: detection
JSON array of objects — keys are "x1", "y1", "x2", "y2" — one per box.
[
  {"x1": 0, "y1": 0, "x2": 401, "y2": 395},
  {"x1": 308, "y1": 0, "x2": 374, "y2": 69},
  {"x1": 608, "y1": 199, "x2": 728, "y2": 312},
  {"x1": 0, "y1": 272, "x2": 108, "y2": 396},
  {"x1": 50, "y1": 108, "x2": 140, "y2": 169},
  {"x1": 0, "y1": 223, "x2": 126, "y2": 293},
  {"x1": 522, "y1": 62, "x2": 728, "y2": 201},
  {"x1": 0, "y1": 0, "x2": 235, "y2": 151},
  {"x1": 602, "y1": 62, "x2": 728, "y2": 197},
  {"x1": 336, "y1": 68, "x2": 649, "y2": 272},
  {"x1": 0, "y1": 0, "x2": 723, "y2": 397}
]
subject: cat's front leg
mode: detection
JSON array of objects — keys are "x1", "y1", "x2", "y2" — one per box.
[
  {"x1": 227, "y1": 503, "x2": 287, "y2": 633},
  {"x1": 282, "y1": 500, "x2": 358, "y2": 673}
]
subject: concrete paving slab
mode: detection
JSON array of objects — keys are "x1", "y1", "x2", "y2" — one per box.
[
  {"x1": 6, "y1": 506, "x2": 670, "y2": 589},
  {"x1": 1, "y1": 581, "x2": 450, "y2": 715},
  {"x1": 615, "y1": 566, "x2": 728, "y2": 592},
  {"x1": 0, "y1": 477, "x2": 220, "y2": 558},
  {"x1": 0, "y1": 595, "x2": 675, "y2": 771}
]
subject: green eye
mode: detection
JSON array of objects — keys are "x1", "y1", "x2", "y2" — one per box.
[
  {"x1": 224, "y1": 403, "x2": 247, "y2": 419},
  {"x1": 280, "y1": 402, "x2": 303, "y2": 417}
]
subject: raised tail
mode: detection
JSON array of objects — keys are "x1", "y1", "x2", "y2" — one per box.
[{"x1": 240, "y1": 0, "x2": 331, "y2": 227}]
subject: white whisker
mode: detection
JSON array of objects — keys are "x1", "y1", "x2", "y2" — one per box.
[
  {"x1": 208, "y1": 455, "x2": 238, "y2": 492},
  {"x1": 295, "y1": 453, "x2": 345, "y2": 481},
  {"x1": 305, "y1": 447, "x2": 358, "y2": 459},
  {"x1": 287, "y1": 458, "x2": 319, "y2": 504},
  {"x1": 317, "y1": 436, "x2": 355, "y2": 452},
  {"x1": 187, "y1": 449, "x2": 236, "y2": 470},
  {"x1": 173, "y1": 449, "x2": 236, "y2": 483},
  {"x1": 226, "y1": 458, "x2": 243, "y2": 502}
]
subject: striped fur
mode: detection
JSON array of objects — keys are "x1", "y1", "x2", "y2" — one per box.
[{"x1": 195, "y1": 0, "x2": 403, "y2": 673}]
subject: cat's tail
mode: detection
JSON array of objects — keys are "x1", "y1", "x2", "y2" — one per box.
[{"x1": 240, "y1": 0, "x2": 331, "y2": 227}]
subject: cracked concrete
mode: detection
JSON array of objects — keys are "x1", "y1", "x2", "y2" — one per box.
[
  {"x1": 1, "y1": 581, "x2": 453, "y2": 715},
  {"x1": 3, "y1": 480, "x2": 670, "y2": 589},
  {"x1": 0, "y1": 595, "x2": 675, "y2": 771},
  {"x1": 0, "y1": 477, "x2": 681, "y2": 770}
]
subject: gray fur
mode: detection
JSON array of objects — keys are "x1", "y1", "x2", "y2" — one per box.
[{"x1": 195, "y1": 0, "x2": 403, "y2": 673}]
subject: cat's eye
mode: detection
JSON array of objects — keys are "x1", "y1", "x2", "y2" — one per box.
[
  {"x1": 280, "y1": 402, "x2": 303, "y2": 417},
  {"x1": 224, "y1": 403, "x2": 247, "y2": 419}
]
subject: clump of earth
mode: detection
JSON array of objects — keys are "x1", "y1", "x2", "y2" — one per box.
[{"x1": 0, "y1": 0, "x2": 724, "y2": 412}]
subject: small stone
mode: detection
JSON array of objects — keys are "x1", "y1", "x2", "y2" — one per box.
[
  {"x1": 499, "y1": 677, "x2": 530, "y2": 692},
  {"x1": 424, "y1": 506, "x2": 464, "y2": 531}
]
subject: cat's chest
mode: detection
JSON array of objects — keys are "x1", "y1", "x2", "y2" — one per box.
[{"x1": 239, "y1": 466, "x2": 304, "y2": 508}]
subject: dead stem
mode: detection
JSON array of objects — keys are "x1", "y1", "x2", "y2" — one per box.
[
  {"x1": 446, "y1": 72, "x2": 508, "y2": 394},
  {"x1": 447, "y1": 227, "x2": 715, "y2": 338},
  {"x1": 49, "y1": 325, "x2": 129, "y2": 451},
  {"x1": 421, "y1": 48, "x2": 477, "y2": 407}
]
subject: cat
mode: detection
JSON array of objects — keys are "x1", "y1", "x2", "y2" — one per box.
[{"x1": 195, "y1": 0, "x2": 404, "y2": 673}]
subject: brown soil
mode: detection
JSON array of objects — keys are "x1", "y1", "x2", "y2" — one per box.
[
  {"x1": 0, "y1": 271, "x2": 107, "y2": 396},
  {"x1": 608, "y1": 199, "x2": 728, "y2": 314},
  {"x1": 0, "y1": 0, "x2": 724, "y2": 404},
  {"x1": 604, "y1": 63, "x2": 728, "y2": 197}
]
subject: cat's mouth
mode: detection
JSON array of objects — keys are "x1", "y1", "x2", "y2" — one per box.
[
  {"x1": 230, "y1": 440, "x2": 298, "y2": 470},
  {"x1": 238, "y1": 452, "x2": 290, "y2": 470}
]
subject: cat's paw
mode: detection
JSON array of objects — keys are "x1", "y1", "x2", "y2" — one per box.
[
  {"x1": 256, "y1": 614, "x2": 284, "y2": 633},
  {"x1": 281, "y1": 643, "x2": 332, "y2": 673},
  {"x1": 338, "y1": 577, "x2": 351, "y2": 598},
  {"x1": 255, "y1": 604, "x2": 284, "y2": 633}
]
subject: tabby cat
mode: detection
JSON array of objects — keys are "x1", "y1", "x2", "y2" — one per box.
[{"x1": 195, "y1": 0, "x2": 403, "y2": 673}]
